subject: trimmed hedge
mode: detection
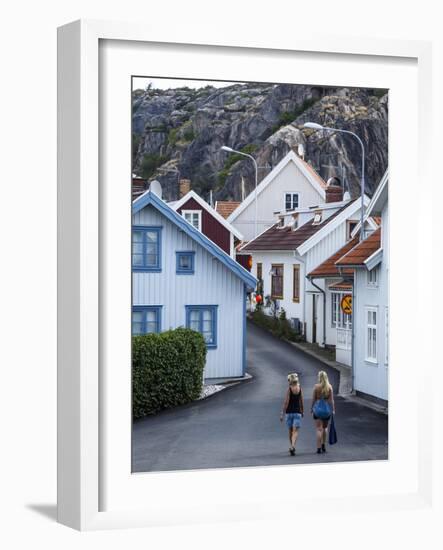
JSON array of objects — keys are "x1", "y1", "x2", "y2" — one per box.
[
  {"x1": 249, "y1": 309, "x2": 305, "y2": 343},
  {"x1": 132, "y1": 328, "x2": 207, "y2": 419}
]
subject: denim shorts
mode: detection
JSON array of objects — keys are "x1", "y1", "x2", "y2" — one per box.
[{"x1": 286, "y1": 412, "x2": 302, "y2": 429}]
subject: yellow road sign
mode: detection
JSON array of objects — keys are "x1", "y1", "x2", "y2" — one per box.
[{"x1": 340, "y1": 294, "x2": 352, "y2": 315}]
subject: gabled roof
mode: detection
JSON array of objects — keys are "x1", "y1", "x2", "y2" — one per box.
[
  {"x1": 227, "y1": 150, "x2": 327, "y2": 223},
  {"x1": 133, "y1": 191, "x2": 257, "y2": 289},
  {"x1": 296, "y1": 196, "x2": 369, "y2": 256},
  {"x1": 335, "y1": 228, "x2": 381, "y2": 268},
  {"x1": 215, "y1": 200, "x2": 241, "y2": 219},
  {"x1": 170, "y1": 190, "x2": 243, "y2": 240},
  {"x1": 241, "y1": 200, "x2": 355, "y2": 253},
  {"x1": 366, "y1": 170, "x2": 388, "y2": 217},
  {"x1": 307, "y1": 237, "x2": 358, "y2": 279}
]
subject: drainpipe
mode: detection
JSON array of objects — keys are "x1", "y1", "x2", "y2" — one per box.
[{"x1": 307, "y1": 276, "x2": 326, "y2": 348}]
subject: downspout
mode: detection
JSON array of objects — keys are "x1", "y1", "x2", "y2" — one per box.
[{"x1": 307, "y1": 276, "x2": 326, "y2": 348}]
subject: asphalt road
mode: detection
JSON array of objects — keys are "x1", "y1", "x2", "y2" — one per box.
[{"x1": 132, "y1": 321, "x2": 388, "y2": 472}]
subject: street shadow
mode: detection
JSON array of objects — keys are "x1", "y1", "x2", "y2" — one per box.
[{"x1": 26, "y1": 503, "x2": 57, "y2": 522}]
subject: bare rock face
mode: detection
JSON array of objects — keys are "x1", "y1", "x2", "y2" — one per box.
[{"x1": 132, "y1": 83, "x2": 387, "y2": 201}]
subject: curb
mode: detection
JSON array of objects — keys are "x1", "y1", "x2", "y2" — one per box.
[{"x1": 283, "y1": 338, "x2": 353, "y2": 397}]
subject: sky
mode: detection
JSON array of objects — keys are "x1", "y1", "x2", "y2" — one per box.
[{"x1": 132, "y1": 77, "x2": 241, "y2": 91}]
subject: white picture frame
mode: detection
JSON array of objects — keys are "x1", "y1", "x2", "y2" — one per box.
[{"x1": 57, "y1": 19, "x2": 433, "y2": 531}]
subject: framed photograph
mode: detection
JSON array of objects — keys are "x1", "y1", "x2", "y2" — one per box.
[{"x1": 57, "y1": 19, "x2": 433, "y2": 530}]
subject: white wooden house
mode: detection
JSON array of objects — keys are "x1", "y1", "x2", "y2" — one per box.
[
  {"x1": 132, "y1": 190, "x2": 257, "y2": 380},
  {"x1": 335, "y1": 171, "x2": 389, "y2": 402},
  {"x1": 227, "y1": 150, "x2": 328, "y2": 242},
  {"x1": 241, "y1": 188, "x2": 369, "y2": 346}
]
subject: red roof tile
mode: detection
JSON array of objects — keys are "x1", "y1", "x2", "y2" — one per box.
[
  {"x1": 328, "y1": 280, "x2": 353, "y2": 290},
  {"x1": 308, "y1": 237, "x2": 358, "y2": 278},
  {"x1": 335, "y1": 228, "x2": 381, "y2": 267},
  {"x1": 241, "y1": 201, "x2": 355, "y2": 252},
  {"x1": 215, "y1": 201, "x2": 241, "y2": 219}
]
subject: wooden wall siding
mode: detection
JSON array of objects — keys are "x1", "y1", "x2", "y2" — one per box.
[
  {"x1": 133, "y1": 205, "x2": 245, "y2": 379},
  {"x1": 176, "y1": 197, "x2": 231, "y2": 255}
]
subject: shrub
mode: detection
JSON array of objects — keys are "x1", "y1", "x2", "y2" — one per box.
[
  {"x1": 139, "y1": 153, "x2": 168, "y2": 179},
  {"x1": 132, "y1": 328, "x2": 207, "y2": 418},
  {"x1": 249, "y1": 309, "x2": 304, "y2": 343},
  {"x1": 272, "y1": 97, "x2": 319, "y2": 133}
]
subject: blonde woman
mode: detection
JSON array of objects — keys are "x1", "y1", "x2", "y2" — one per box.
[
  {"x1": 280, "y1": 373, "x2": 304, "y2": 456},
  {"x1": 311, "y1": 371, "x2": 335, "y2": 454}
]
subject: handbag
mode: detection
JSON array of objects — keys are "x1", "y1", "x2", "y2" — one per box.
[
  {"x1": 329, "y1": 414, "x2": 338, "y2": 445},
  {"x1": 312, "y1": 398, "x2": 331, "y2": 419}
]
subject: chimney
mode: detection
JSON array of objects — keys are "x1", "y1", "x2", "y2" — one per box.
[
  {"x1": 325, "y1": 176, "x2": 344, "y2": 203},
  {"x1": 179, "y1": 178, "x2": 191, "y2": 198}
]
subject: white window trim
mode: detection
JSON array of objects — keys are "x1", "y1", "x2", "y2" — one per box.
[
  {"x1": 367, "y1": 266, "x2": 378, "y2": 288},
  {"x1": 182, "y1": 209, "x2": 202, "y2": 232},
  {"x1": 283, "y1": 191, "x2": 299, "y2": 211},
  {"x1": 384, "y1": 306, "x2": 389, "y2": 367},
  {"x1": 365, "y1": 306, "x2": 378, "y2": 364}
]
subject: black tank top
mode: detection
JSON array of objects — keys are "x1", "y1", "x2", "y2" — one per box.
[{"x1": 286, "y1": 389, "x2": 302, "y2": 413}]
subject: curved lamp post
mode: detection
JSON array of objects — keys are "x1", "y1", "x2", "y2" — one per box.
[
  {"x1": 221, "y1": 145, "x2": 258, "y2": 238},
  {"x1": 304, "y1": 122, "x2": 366, "y2": 241}
]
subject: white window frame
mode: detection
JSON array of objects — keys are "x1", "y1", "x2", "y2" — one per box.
[
  {"x1": 384, "y1": 306, "x2": 389, "y2": 367},
  {"x1": 182, "y1": 209, "x2": 202, "y2": 231},
  {"x1": 367, "y1": 266, "x2": 378, "y2": 287},
  {"x1": 331, "y1": 291, "x2": 352, "y2": 329},
  {"x1": 284, "y1": 192, "x2": 299, "y2": 211},
  {"x1": 365, "y1": 306, "x2": 378, "y2": 363}
]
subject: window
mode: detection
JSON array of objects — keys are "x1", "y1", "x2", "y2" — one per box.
[
  {"x1": 271, "y1": 264, "x2": 284, "y2": 299},
  {"x1": 132, "y1": 226, "x2": 161, "y2": 271},
  {"x1": 347, "y1": 220, "x2": 358, "y2": 240},
  {"x1": 312, "y1": 210, "x2": 323, "y2": 225},
  {"x1": 367, "y1": 267, "x2": 378, "y2": 286},
  {"x1": 132, "y1": 306, "x2": 162, "y2": 335},
  {"x1": 285, "y1": 193, "x2": 299, "y2": 211},
  {"x1": 293, "y1": 265, "x2": 300, "y2": 303},
  {"x1": 331, "y1": 292, "x2": 352, "y2": 329},
  {"x1": 185, "y1": 306, "x2": 218, "y2": 348},
  {"x1": 256, "y1": 262, "x2": 262, "y2": 281},
  {"x1": 176, "y1": 251, "x2": 195, "y2": 274},
  {"x1": 366, "y1": 307, "x2": 378, "y2": 362},
  {"x1": 182, "y1": 210, "x2": 202, "y2": 231}
]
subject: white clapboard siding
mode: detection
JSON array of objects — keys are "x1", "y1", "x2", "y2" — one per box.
[{"x1": 133, "y1": 204, "x2": 245, "y2": 379}]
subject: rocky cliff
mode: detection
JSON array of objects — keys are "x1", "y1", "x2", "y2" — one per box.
[{"x1": 132, "y1": 83, "x2": 388, "y2": 202}]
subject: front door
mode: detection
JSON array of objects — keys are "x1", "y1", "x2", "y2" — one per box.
[{"x1": 312, "y1": 294, "x2": 317, "y2": 343}]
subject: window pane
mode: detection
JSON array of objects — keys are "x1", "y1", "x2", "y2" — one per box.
[
  {"x1": 145, "y1": 254, "x2": 158, "y2": 266},
  {"x1": 292, "y1": 194, "x2": 298, "y2": 207},
  {"x1": 189, "y1": 310, "x2": 200, "y2": 331},
  {"x1": 179, "y1": 255, "x2": 191, "y2": 269},
  {"x1": 132, "y1": 311, "x2": 143, "y2": 335},
  {"x1": 132, "y1": 253, "x2": 144, "y2": 266},
  {"x1": 146, "y1": 231, "x2": 158, "y2": 244}
]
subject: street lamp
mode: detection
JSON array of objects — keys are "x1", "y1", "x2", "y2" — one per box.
[
  {"x1": 304, "y1": 122, "x2": 366, "y2": 241},
  {"x1": 221, "y1": 145, "x2": 259, "y2": 238}
]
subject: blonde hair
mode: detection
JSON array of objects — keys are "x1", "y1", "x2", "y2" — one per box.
[
  {"x1": 288, "y1": 373, "x2": 299, "y2": 385},
  {"x1": 318, "y1": 371, "x2": 330, "y2": 397}
]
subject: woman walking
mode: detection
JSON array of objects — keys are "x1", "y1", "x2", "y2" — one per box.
[
  {"x1": 311, "y1": 371, "x2": 335, "y2": 454},
  {"x1": 280, "y1": 373, "x2": 304, "y2": 456}
]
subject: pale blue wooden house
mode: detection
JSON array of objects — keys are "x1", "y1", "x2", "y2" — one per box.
[{"x1": 132, "y1": 190, "x2": 257, "y2": 380}]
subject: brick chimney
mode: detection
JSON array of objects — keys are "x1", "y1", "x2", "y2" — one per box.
[
  {"x1": 325, "y1": 177, "x2": 344, "y2": 203},
  {"x1": 179, "y1": 178, "x2": 191, "y2": 198}
]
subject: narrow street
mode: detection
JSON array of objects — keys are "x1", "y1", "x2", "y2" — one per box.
[{"x1": 132, "y1": 321, "x2": 388, "y2": 472}]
